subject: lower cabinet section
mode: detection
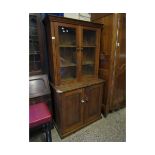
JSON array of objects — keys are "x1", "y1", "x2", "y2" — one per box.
[{"x1": 53, "y1": 83, "x2": 103, "y2": 138}]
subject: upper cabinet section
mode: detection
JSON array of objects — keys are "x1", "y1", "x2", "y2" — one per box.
[{"x1": 44, "y1": 15, "x2": 102, "y2": 85}]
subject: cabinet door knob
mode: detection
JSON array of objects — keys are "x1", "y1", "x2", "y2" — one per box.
[
  {"x1": 81, "y1": 99, "x2": 85, "y2": 104},
  {"x1": 85, "y1": 97, "x2": 88, "y2": 102},
  {"x1": 116, "y1": 42, "x2": 120, "y2": 47}
]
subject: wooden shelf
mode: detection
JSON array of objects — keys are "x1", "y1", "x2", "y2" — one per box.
[
  {"x1": 60, "y1": 45, "x2": 96, "y2": 48},
  {"x1": 59, "y1": 45, "x2": 76, "y2": 48},
  {"x1": 82, "y1": 61, "x2": 94, "y2": 65},
  {"x1": 83, "y1": 45, "x2": 96, "y2": 48},
  {"x1": 61, "y1": 63, "x2": 76, "y2": 67},
  {"x1": 61, "y1": 77, "x2": 75, "y2": 81}
]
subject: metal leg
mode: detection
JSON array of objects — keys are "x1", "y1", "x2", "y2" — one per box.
[{"x1": 45, "y1": 123, "x2": 52, "y2": 142}]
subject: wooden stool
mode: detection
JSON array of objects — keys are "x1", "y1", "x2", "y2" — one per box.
[{"x1": 29, "y1": 102, "x2": 52, "y2": 142}]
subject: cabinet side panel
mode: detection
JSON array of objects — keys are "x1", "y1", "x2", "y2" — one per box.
[{"x1": 52, "y1": 90, "x2": 62, "y2": 132}]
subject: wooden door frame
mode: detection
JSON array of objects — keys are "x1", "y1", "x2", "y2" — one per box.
[
  {"x1": 80, "y1": 26, "x2": 100, "y2": 80},
  {"x1": 54, "y1": 22, "x2": 80, "y2": 85}
]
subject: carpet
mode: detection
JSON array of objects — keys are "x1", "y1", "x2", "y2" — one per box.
[{"x1": 30, "y1": 108, "x2": 126, "y2": 142}]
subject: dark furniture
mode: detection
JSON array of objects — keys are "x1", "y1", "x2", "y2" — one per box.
[
  {"x1": 44, "y1": 15, "x2": 104, "y2": 138},
  {"x1": 29, "y1": 102, "x2": 52, "y2": 142},
  {"x1": 29, "y1": 74, "x2": 52, "y2": 142},
  {"x1": 29, "y1": 13, "x2": 45, "y2": 76},
  {"x1": 91, "y1": 13, "x2": 126, "y2": 116},
  {"x1": 29, "y1": 74, "x2": 52, "y2": 106}
]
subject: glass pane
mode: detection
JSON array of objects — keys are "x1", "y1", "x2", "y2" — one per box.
[
  {"x1": 29, "y1": 61, "x2": 41, "y2": 71},
  {"x1": 60, "y1": 47, "x2": 76, "y2": 80},
  {"x1": 58, "y1": 25, "x2": 77, "y2": 81},
  {"x1": 60, "y1": 67, "x2": 76, "y2": 80},
  {"x1": 34, "y1": 54, "x2": 40, "y2": 61},
  {"x1": 29, "y1": 39, "x2": 39, "y2": 52},
  {"x1": 82, "y1": 47, "x2": 95, "y2": 64},
  {"x1": 29, "y1": 15, "x2": 41, "y2": 72},
  {"x1": 82, "y1": 47, "x2": 95, "y2": 76},
  {"x1": 30, "y1": 27, "x2": 38, "y2": 36},
  {"x1": 83, "y1": 29, "x2": 96, "y2": 46},
  {"x1": 60, "y1": 47, "x2": 76, "y2": 67},
  {"x1": 58, "y1": 26, "x2": 76, "y2": 46},
  {"x1": 82, "y1": 65, "x2": 94, "y2": 75},
  {"x1": 30, "y1": 15, "x2": 37, "y2": 27}
]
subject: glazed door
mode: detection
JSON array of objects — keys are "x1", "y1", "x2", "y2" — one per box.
[
  {"x1": 61, "y1": 89, "x2": 83, "y2": 133},
  {"x1": 111, "y1": 14, "x2": 126, "y2": 110},
  {"x1": 55, "y1": 23, "x2": 80, "y2": 84},
  {"x1": 81, "y1": 27, "x2": 100, "y2": 79},
  {"x1": 29, "y1": 14, "x2": 43, "y2": 75},
  {"x1": 84, "y1": 84, "x2": 102, "y2": 123}
]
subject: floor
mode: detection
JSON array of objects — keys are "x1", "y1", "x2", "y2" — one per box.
[{"x1": 30, "y1": 108, "x2": 126, "y2": 142}]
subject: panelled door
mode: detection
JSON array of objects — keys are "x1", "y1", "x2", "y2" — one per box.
[
  {"x1": 84, "y1": 84, "x2": 102, "y2": 123},
  {"x1": 61, "y1": 89, "x2": 83, "y2": 133}
]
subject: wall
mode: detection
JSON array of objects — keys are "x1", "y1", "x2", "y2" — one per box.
[{"x1": 64, "y1": 13, "x2": 91, "y2": 21}]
